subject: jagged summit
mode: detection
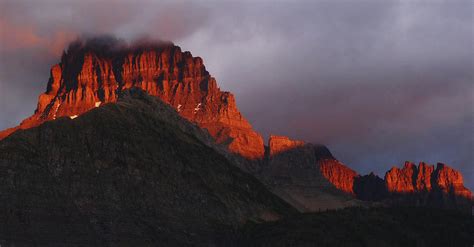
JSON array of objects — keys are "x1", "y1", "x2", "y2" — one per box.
[
  {"x1": 0, "y1": 37, "x2": 264, "y2": 159},
  {"x1": 385, "y1": 161, "x2": 472, "y2": 199}
]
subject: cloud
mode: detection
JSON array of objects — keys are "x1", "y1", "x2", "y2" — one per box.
[
  {"x1": 0, "y1": 0, "x2": 472, "y2": 189},
  {"x1": 0, "y1": 18, "x2": 76, "y2": 56}
]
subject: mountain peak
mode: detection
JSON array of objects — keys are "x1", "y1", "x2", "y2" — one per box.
[
  {"x1": 385, "y1": 161, "x2": 472, "y2": 200},
  {"x1": 0, "y1": 38, "x2": 264, "y2": 160}
]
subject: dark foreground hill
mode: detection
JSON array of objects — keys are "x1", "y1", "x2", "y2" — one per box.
[
  {"x1": 0, "y1": 89, "x2": 296, "y2": 246},
  {"x1": 240, "y1": 206, "x2": 474, "y2": 247}
]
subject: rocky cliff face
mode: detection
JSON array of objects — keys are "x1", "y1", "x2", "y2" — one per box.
[
  {"x1": 319, "y1": 159, "x2": 358, "y2": 194},
  {"x1": 385, "y1": 162, "x2": 472, "y2": 200},
  {"x1": 268, "y1": 135, "x2": 305, "y2": 157},
  {"x1": 385, "y1": 161, "x2": 418, "y2": 193},
  {"x1": 0, "y1": 37, "x2": 264, "y2": 160}
]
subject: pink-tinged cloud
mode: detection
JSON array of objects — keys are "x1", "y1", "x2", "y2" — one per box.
[
  {"x1": 0, "y1": 17, "x2": 43, "y2": 50},
  {"x1": 0, "y1": 17, "x2": 77, "y2": 56}
]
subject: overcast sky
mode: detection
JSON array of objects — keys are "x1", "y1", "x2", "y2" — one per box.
[{"x1": 0, "y1": 0, "x2": 473, "y2": 190}]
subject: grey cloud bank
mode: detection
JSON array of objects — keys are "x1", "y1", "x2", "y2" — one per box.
[{"x1": 0, "y1": 0, "x2": 472, "y2": 189}]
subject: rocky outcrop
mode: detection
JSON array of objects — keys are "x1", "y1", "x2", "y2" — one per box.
[
  {"x1": 380, "y1": 162, "x2": 472, "y2": 212},
  {"x1": 415, "y1": 162, "x2": 434, "y2": 191},
  {"x1": 0, "y1": 37, "x2": 264, "y2": 160},
  {"x1": 319, "y1": 159, "x2": 358, "y2": 194},
  {"x1": 385, "y1": 161, "x2": 418, "y2": 193},
  {"x1": 433, "y1": 163, "x2": 472, "y2": 199},
  {"x1": 384, "y1": 161, "x2": 472, "y2": 200},
  {"x1": 268, "y1": 135, "x2": 305, "y2": 157}
]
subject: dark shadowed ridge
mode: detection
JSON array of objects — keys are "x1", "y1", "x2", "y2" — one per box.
[{"x1": 0, "y1": 88, "x2": 296, "y2": 246}]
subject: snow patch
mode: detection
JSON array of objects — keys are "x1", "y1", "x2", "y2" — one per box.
[
  {"x1": 194, "y1": 103, "x2": 202, "y2": 113},
  {"x1": 69, "y1": 115, "x2": 78, "y2": 119},
  {"x1": 53, "y1": 102, "x2": 61, "y2": 120},
  {"x1": 95, "y1": 101, "x2": 101, "y2": 107},
  {"x1": 177, "y1": 104, "x2": 182, "y2": 112}
]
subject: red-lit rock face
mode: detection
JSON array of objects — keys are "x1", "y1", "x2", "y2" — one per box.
[
  {"x1": 385, "y1": 162, "x2": 472, "y2": 199},
  {"x1": 433, "y1": 163, "x2": 472, "y2": 199},
  {"x1": 268, "y1": 135, "x2": 305, "y2": 157},
  {"x1": 319, "y1": 159, "x2": 358, "y2": 194},
  {"x1": 385, "y1": 161, "x2": 417, "y2": 193},
  {"x1": 0, "y1": 40, "x2": 264, "y2": 159},
  {"x1": 415, "y1": 162, "x2": 434, "y2": 191}
]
